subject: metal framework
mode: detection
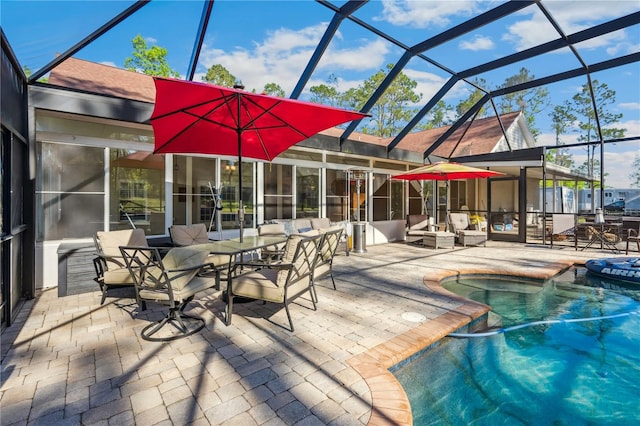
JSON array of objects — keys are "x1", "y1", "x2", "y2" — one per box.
[{"x1": 18, "y1": 0, "x2": 640, "y2": 207}]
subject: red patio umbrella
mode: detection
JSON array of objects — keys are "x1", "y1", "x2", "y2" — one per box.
[
  {"x1": 392, "y1": 162, "x2": 504, "y2": 226},
  {"x1": 150, "y1": 77, "x2": 368, "y2": 241}
]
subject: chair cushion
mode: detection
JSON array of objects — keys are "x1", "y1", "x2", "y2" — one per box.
[
  {"x1": 448, "y1": 213, "x2": 470, "y2": 232},
  {"x1": 310, "y1": 218, "x2": 331, "y2": 230},
  {"x1": 232, "y1": 269, "x2": 283, "y2": 302},
  {"x1": 296, "y1": 229, "x2": 320, "y2": 237},
  {"x1": 161, "y1": 247, "x2": 210, "y2": 292},
  {"x1": 103, "y1": 267, "x2": 134, "y2": 284},
  {"x1": 409, "y1": 219, "x2": 430, "y2": 230},
  {"x1": 407, "y1": 214, "x2": 429, "y2": 230},
  {"x1": 258, "y1": 223, "x2": 286, "y2": 236},
  {"x1": 170, "y1": 224, "x2": 210, "y2": 246},
  {"x1": 293, "y1": 219, "x2": 312, "y2": 232},
  {"x1": 97, "y1": 229, "x2": 148, "y2": 259}
]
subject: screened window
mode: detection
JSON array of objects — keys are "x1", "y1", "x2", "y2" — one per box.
[
  {"x1": 296, "y1": 167, "x2": 319, "y2": 219},
  {"x1": 264, "y1": 163, "x2": 293, "y2": 220},
  {"x1": 172, "y1": 156, "x2": 218, "y2": 228},
  {"x1": 326, "y1": 169, "x2": 348, "y2": 223},
  {"x1": 372, "y1": 173, "x2": 390, "y2": 221},
  {"x1": 36, "y1": 142, "x2": 105, "y2": 240},
  {"x1": 110, "y1": 149, "x2": 165, "y2": 235}
]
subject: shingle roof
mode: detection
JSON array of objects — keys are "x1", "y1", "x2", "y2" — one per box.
[
  {"x1": 48, "y1": 57, "x2": 155, "y2": 103},
  {"x1": 47, "y1": 57, "x2": 524, "y2": 157}
]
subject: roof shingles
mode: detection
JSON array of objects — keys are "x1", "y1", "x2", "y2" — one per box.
[{"x1": 48, "y1": 57, "x2": 526, "y2": 157}]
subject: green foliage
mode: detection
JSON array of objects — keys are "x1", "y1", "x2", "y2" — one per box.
[
  {"x1": 202, "y1": 64, "x2": 237, "y2": 87},
  {"x1": 572, "y1": 80, "x2": 625, "y2": 143},
  {"x1": 497, "y1": 67, "x2": 549, "y2": 138},
  {"x1": 309, "y1": 74, "x2": 343, "y2": 107},
  {"x1": 350, "y1": 64, "x2": 421, "y2": 137},
  {"x1": 456, "y1": 78, "x2": 488, "y2": 118},
  {"x1": 569, "y1": 80, "x2": 625, "y2": 179},
  {"x1": 630, "y1": 155, "x2": 640, "y2": 188},
  {"x1": 124, "y1": 35, "x2": 179, "y2": 77},
  {"x1": 262, "y1": 82, "x2": 285, "y2": 97},
  {"x1": 419, "y1": 100, "x2": 454, "y2": 130},
  {"x1": 546, "y1": 102, "x2": 577, "y2": 168}
]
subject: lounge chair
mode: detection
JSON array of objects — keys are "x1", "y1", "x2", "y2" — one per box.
[
  {"x1": 93, "y1": 228, "x2": 148, "y2": 305},
  {"x1": 448, "y1": 213, "x2": 487, "y2": 247},
  {"x1": 405, "y1": 214, "x2": 431, "y2": 244},
  {"x1": 406, "y1": 214, "x2": 455, "y2": 249},
  {"x1": 120, "y1": 245, "x2": 216, "y2": 341},
  {"x1": 225, "y1": 234, "x2": 321, "y2": 331}
]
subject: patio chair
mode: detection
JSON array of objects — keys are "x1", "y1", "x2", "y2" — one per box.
[
  {"x1": 257, "y1": 223, "x2": 288, "y2": 264},
  {"x1": 169, "y1": 223, "x2": 230, "y2": 289},
  {"x1": 93, "y1": 228, "x2": 148, "y2": 305},
  {"x1": 310, "y1": 226, "x2": 343, "y2": 300},
  {"x1": 448, "y1": 213, "x2": 487, "y2": 247},
  {"x1": 120, "y1": 245, "x2": 216, "y2": 341},
  {"x1": 225, "y1": 234, "x2": 321, "y2": 331},
  {"x1": 549, "y1": 214, "x2": 575, "y2": 249},
  {"x1": 627, "y1": 225, "x2": 640, "y2": 254},
  {"x1": 405, "y1": 214, "x2": 431, "y2": 244}
]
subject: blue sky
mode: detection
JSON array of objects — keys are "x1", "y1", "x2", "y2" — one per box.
[{"x1": 2, "y1": 0, "x2": 639, "y2": 186}]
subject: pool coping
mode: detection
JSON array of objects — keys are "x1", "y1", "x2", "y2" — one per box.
[{"x1": 348, "y1": 259, "x2": 578, "y2": 426}]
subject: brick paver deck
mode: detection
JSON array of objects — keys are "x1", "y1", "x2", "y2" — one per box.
[{"x1": 1, "y1": 241, "x2": 611, "y2": 425}]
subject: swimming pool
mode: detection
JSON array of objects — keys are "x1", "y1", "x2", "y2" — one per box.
[{"x1": 392, "y1": 268, "x2": 640, "y2": 425}]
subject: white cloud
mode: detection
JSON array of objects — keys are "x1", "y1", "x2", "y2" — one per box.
[
  {"x1": 317, "y1": 39, "x2": 389, "y2": 72},
  {"x1": 198, "y1": 24, "x2": 388, "y2": 95},
  {"x1": 503, "y1": 0, "x2": 638, "y2": 52},
  {"x1": 459, "y1": 36, "x2": 495, "y2": 51},
  {"x1": 619, "y1": 102, "x2": 640, "y2": 110},
  {"x1": 377, "y1": 0, "x2": 479, "y2": 28},
  {"x1": 99, "y1": 61, "x2": 117, "y2": 68}
]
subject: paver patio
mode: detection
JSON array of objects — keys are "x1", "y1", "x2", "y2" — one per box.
[{"x1": 1, "y1": 241, "x2": 615, "y2": 425}]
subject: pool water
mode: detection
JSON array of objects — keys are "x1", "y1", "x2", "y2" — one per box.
[{"x1": 392, "y1": 268, "x2": 640, "y2": 426}]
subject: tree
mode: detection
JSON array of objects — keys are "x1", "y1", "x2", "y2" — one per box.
[
  {"x1": 262, "y1": 82, "x2": 285, "y2": 97},
  {"x1": 547, "y1": 102, "x2": 576, "y2": 169},
  {"x1": 498, "y1": 67, "x2": 550, "y2": 138},
  {"x1": 630, "y1": 155, "x2": 640, "y2": 188},
  {"x1": 202, "y1": 64, "x2": 237, "y2": 87},
  {"x1": 570, "y1": 80, "x2": 625, "y2": 179},
  {"x1": 455, "y1": 78, "x2": 489, "y2": 118},
  {"x1": 420, "y1": 100, "x2": 454, "y2": 130},
  {"x1": 124, "y1": 34, "x2": 179, "y2": 77},
  {"x1": 309, "y1": 74, "x2": 343, "y2": 107},
  {"x1": 344, "y1": 64, "x2": 421, "y2": 137}
]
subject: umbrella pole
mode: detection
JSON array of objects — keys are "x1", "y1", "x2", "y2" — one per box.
[
  {"x1": 445, "y1": 180, "x2": 450, "y2": 231},
  {"x1": 237, "y1": 129, "x2": 244, "y2": 243}
]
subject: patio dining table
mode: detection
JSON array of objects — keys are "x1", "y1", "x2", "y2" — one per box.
[{"x1": 196, "y1": 235, "x2": 288, "y2": 290}]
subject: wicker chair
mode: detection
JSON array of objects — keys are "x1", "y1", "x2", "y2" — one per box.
[{"x1": 448, "y1": 213, "x2": 487, "y2": 247}]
